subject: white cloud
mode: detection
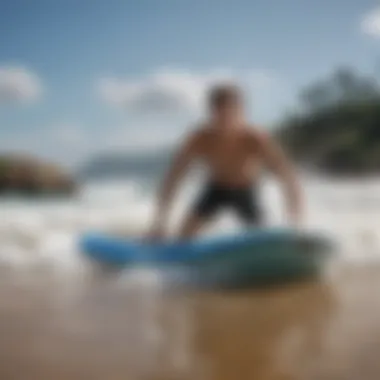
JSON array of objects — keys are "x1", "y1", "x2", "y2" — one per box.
[
  {"x1": 101, "y1": 125, "x2": 183, "y2": 153},
  {"x1": 0, "y1": 66, "x2": 43, "y2": 104},
  {"x1": 361, "y1": 8, "x2": 380, "y2": 37},
  {"x1": 97, "y1": 68, "x2": 276, "y2": 117}
]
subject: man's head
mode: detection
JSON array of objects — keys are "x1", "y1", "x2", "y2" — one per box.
[{"x1": 207, "y1": 83, "x2": 244, "y2": 125}]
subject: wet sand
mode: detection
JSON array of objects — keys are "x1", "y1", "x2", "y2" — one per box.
[{"x1": 0, "y1": 263, "x2": 380, "y2": 380}]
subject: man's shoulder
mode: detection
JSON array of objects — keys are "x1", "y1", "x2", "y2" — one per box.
[
  {"x1": 180, "y1": 123, "x2": 211, "y2": 152},
  {"x1": 194, "y1": 122, "x2": 213, "y2": 133},
  {"x1": 244, "y1": 124, "x2": 270, "y2": 144},
  {"x1": 187, "y1": 123, "x2": 213, "y2": 141}
]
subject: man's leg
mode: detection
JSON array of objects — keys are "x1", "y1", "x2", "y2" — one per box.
[
  {"x1": 178, "y1": 182, "x2": 222, "y2": 240},
  {"x1": 234, "y1": 188, "x2": 264, "y2": 228}
]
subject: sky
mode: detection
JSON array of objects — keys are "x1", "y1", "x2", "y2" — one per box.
[{"x1": 0, "y1": 0, "x2": 379, "y2": 167}]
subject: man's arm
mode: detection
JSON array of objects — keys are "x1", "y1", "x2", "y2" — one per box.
[
  {"x1": 149, "y1": 131, "x2": 200, "y2": 239},
  {"x1": 256, "y1": 131, "x2": 303, "y2": 225}
]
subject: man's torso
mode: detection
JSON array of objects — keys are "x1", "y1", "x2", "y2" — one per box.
[{"x1": 193, "y1": 124, "x2": 263, "y2": 187}]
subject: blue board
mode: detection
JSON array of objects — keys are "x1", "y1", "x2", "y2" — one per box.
[
  {"x1": 80, "y1": 228, "x2": 333, "y2": 288},
  {"x1": 84, "y1": 229, "x2": 294, "y2": 263}
]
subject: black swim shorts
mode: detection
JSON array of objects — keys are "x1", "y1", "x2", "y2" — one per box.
[{"x1": 193, "y1": 182, "x2": 263, "y2": 225}]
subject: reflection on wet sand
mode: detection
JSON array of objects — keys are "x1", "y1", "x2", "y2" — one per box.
[
  {"x1": 0, "y1": 265, "x2": 380, "y2": 380},
  {"x1": 192, "y1": 280, "x2": 335, "y2": 380}
]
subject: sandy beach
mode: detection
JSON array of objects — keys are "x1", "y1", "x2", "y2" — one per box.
[{"x1": 0, "y1": 261, "x2": 379, "y2": 380}]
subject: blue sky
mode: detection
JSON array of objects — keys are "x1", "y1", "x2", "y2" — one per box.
[{"x1": 0, "y1": 0, "x2": 379, "y2": 166}]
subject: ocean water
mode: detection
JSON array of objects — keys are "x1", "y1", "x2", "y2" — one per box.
[
  {"x1": 0, "y1": 176, "x2": 380, "y2": 379},
  {"x1": 0, "y1": 175, "x2": 379, "y2": 273}
]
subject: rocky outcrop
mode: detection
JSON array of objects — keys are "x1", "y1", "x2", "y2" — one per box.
[{"x1": 0, "y1": 155, "x2": 76, "y2": 196}]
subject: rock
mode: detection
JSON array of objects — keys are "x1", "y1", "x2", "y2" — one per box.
[{"x1": 0, "y1": 155, "x2": 76, "y2": 196}]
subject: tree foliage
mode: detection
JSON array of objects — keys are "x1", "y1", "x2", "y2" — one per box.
[{"x1": 277, "y1": 67, "x2": 380, "y2": 175}]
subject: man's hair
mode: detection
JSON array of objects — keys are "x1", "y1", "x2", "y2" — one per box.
[{"x1": 208, "y1": 83, "x2": 242, "y2": 108}]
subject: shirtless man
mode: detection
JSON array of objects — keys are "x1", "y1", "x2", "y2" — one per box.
[{"x1": 148, "y1": 84, "x2": 302, "y2": 240}]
